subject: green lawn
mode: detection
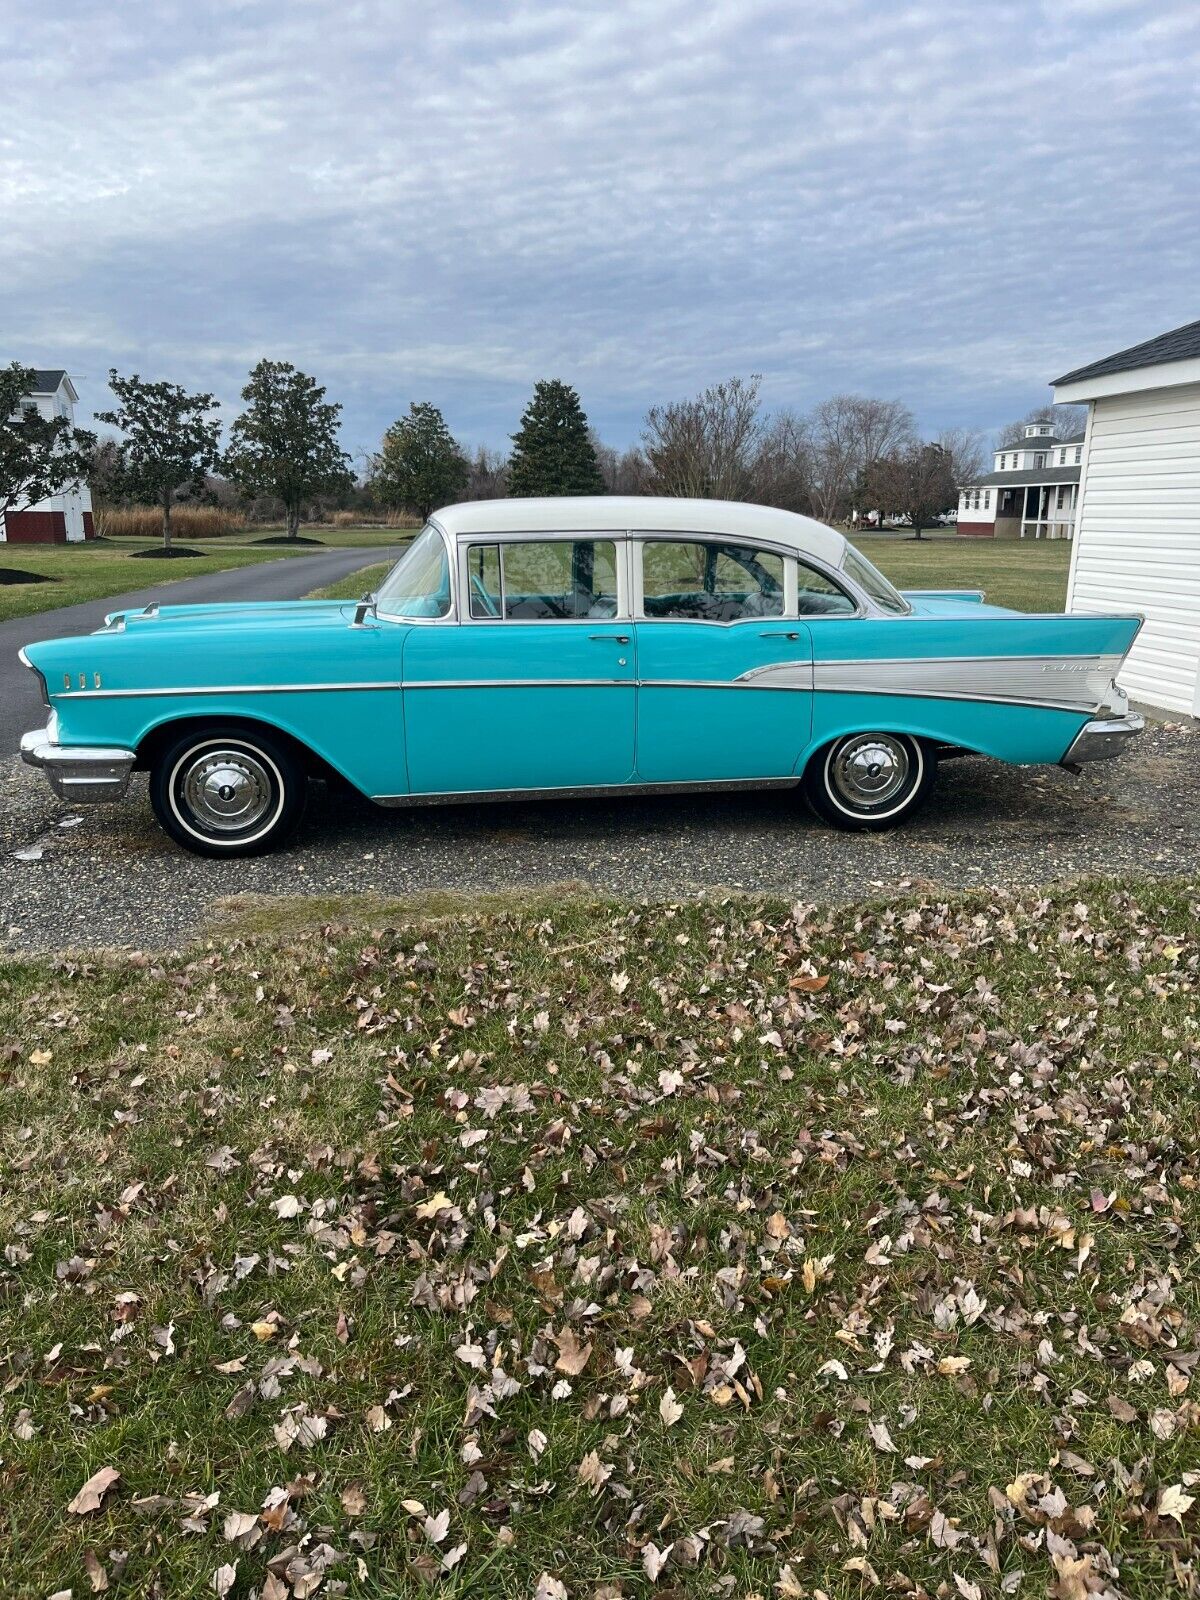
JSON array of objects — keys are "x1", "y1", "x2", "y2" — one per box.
[
  {"x1": 307, "y1": 560, "x2": 396, "y2": 601},
  {"x1": 1, "y1": 880, "x2": 1196, "y2": 1598},
  {"x1": 856, "y1": 534, "x2": 1071, "y2": 613},
  {"x1": 0, "y1": 543, "x2": 321, "y2": 624}
]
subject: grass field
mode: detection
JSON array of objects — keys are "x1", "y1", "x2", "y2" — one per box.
[
  {"x1": 1, "y1": 880, "x2": 1196, "y2": 1598},
  {"x1": 856, "y1": 535, "x2": 1070, "y2": 613},
  {"x1": 0, "y1": 544, "x2": 319, "y2": 625}
]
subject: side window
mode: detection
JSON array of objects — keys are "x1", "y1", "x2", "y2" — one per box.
[
  {"x1": 467, "y1": 539, "x2": 618, "y2": 621},
  {"x1": 796, "y1": 559, "x2": 856, "y2": 616},
  {"x1": 641, "y1": 540, "x2": 784, "y2": 622}
]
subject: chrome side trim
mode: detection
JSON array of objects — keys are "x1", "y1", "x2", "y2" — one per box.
[
  {"x1": 58, "y1": 681, "x2": 405, "y2": 699},
  {"x1": 1061, "y1": 710, "x2": 1145, "y2": 766},
  {"x1": 404, "y1": 678, "x2": 634, "y2": 690},
  {"x1": 20, "y1": 726, "x2": 135, "y2": 803},
  {"x1": 372, "y1": 776, "x2": 802, "y2": 807},
  {"x1": 803, "y1": 652, "x2": 1122, "y2": 716}
]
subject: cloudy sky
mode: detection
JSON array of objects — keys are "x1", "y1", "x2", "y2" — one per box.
[{"x1": 3, "y1": 0, "x2": 1198, "y2": 461}]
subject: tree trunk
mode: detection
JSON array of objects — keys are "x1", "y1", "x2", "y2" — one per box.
[
  {"x1": 911, "y1": 516, "x2": 924, "y2": 541},
  {"x1": 287, "y1": 502, "x2": 300, "y2": 541},
  {"x1": 162, "y1": 494, "x2": 172, "y2": 552}
]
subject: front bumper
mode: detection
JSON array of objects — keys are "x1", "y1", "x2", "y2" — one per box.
[
  {"x1": 1061, "y1": 709, "x2": 1145, "y2": 767},
  {"x1": 20, "y1": 724, "x2": 136, "y2": 803}
]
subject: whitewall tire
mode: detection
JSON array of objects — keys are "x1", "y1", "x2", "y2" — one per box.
[
  {"x1": 803, "y1": 732, "x2": 934, "y2": 831},
  {"x1": 150, "y1": 726, "x2": 307, "y2": 857}
]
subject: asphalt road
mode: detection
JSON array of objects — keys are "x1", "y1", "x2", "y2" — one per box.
[{"x1": 0, "y1": 545, "x2": 397, "y2": 753}]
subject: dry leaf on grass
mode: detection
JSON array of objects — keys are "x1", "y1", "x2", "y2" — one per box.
[{"x1": 67, "y1": 1466, "x2": 120, "y2": 1515}]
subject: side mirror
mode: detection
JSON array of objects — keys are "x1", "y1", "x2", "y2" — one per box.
[{"x1": 352, "y1": 593, "x2": 377, "y2": 627}]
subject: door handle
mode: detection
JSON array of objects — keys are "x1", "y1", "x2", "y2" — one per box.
[
  {"x1": 590, "y1": 633, "x2": 630, "y2": 643},
  {"x1": 760, "y1": 630, "x2": 801, "y2": 640}
]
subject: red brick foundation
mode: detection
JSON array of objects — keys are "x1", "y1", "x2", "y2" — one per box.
[{"x1": 955, "y1": 521, "x2": 996, "y2": 538}]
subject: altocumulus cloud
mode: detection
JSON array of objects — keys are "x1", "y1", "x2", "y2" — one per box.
[{"x1": 1, "y1": 0, "x2": 1198, "y2": 453}]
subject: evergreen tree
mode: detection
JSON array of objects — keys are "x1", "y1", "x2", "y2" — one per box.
[
  {"x1": 224, "y1": 359, "x2": 353, "y2": 540},
  {"x1": 373, "y1": 402, "x2": 468, "y2": 520},
  {"x1": 508, "y1": 380, "x2": 604, "y2": 497}
]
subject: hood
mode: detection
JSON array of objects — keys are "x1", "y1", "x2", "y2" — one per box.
[{"x1": 101, "y1": 599, "x2": 356, "y2": 633}]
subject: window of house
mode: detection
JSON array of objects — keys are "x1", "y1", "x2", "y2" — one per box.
[
  {"x1": 467, "y1": 538, "x2": 618, "y2": 620},
  {"x1": 984, "y1": 490, "x2": 991, "y2": 508},
  {"x1": 1034, "y1": 453, "x2": 1045, "y2": 468},
  {"x1": 641, "y1": 540, "x2": 785, "y2": 621},
  {"x1": 1056, "y1": 485, "x2": 1066, "y2": 509},
  {"x1": 1074, "y1": 447, "x2": 1081, "y2": 463}
]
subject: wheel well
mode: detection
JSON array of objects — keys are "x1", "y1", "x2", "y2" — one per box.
[{"x1": 135, "y1": 716, "x2": 342, "y2": 785}]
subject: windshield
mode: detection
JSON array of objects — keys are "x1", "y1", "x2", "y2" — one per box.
[
  {"x1": 841, "y1": 545, "x2": 910, "y2": 615},
  {"x1": 376, "y1": 525, "x2": 452, "y2": 618}
]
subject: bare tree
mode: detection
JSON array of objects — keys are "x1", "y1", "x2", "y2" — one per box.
[
  {"x1": 463, "y1": 445, "x2": 509, "y2": 500},
  {"x1": 863, "y1": 441, "x2": 957, "y2": 540},
  {"x1": 935, "y1": 426, "x2": 988, "y2": 490},
  {"x1": 751, "y1": 409, "x2": 813, "y2": 512},
  {"x1": 592, "y1": 433, "x2": 651, "y2": 495},
  {"x1": 996, "y1": 402, "x2": 1087, "y2": 449},
  {"x1": 807, "y1": 395, "x2": 915, "y2": 524},
  {"x1": 643, "y1": 376, "x2": 764, "y2": 499}
]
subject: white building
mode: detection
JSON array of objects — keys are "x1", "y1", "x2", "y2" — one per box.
[
  {"x1": 1053, "y1": 317, "x2": 1200, "y2": 719},
  {"x1": 956, "y1": 422, "x2": 1084, "y2": 540},
  {"x1": 0, "y1": 369, "x2": 95, "y2": 544}
]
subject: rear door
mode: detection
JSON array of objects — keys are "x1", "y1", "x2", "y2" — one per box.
[{"x1": 632, "y1": 538, "x2": 852, "y2": 782}]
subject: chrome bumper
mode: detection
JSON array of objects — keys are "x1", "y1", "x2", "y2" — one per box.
[
  {"x1": 20, "y1": 725, "x2": 136, "y2": 803},
  {"x1": 1061, "y1": 710, "x2": 1145, "y2": 767}
]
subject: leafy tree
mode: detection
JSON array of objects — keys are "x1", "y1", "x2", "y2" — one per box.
[
  {"x1": 96, "y1": 370, "x2": 222, "y2": 550},
  {"x1": 862, "y1": 441, "x2": 957, "y2": 540},
  {"x1": 373, "y1": 402, "x2": 468, "y2": 521},
  {"x1": 0, "y1": 364, "x2": 96, "y2": 531},
  {"x1": 508, "y1": 380, "x2": 604, "y2": 497},
  {"x1": 224, "y1": 360, "x2": 353, "y2": 540}
]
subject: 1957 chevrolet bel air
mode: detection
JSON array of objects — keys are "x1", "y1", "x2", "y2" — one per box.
[{"x1": 19, "y1": 497, "x2": 1144, "y2": 857}]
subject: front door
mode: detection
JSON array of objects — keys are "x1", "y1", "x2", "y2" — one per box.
[
  {"x1": 633, "y1": 539, "x2": 848, "y2": 782},
  {"x1": 401, "y1": 535, "x2": 635, "y2": 796}
]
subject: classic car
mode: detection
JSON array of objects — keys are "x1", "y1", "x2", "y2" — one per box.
[{"x1": 19, "y1": 496, "x2": 1144, "y2": 857}]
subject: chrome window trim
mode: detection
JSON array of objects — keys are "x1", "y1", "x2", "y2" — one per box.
[
  {"x1": 374, "y1": 520, "x2": 459, "y2": 626},
  {"x1": 631, "y1": 531, "x2": 869, "y2": 622},
  {"x1": 456, "y1": 531, "x2": 631, "y2": 624}
]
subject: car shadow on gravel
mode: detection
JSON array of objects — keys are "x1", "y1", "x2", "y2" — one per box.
[{"x1": 2, "y1": 722, "x2": 1196, "y2": 952}]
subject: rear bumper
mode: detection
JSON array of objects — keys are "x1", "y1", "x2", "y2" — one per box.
[
  {"x1": 1061, "y1": 710, "x2": 1145, "y2": 767},
  {"x1": 20, "y1": 724, "x2": 136, "y2": 803}
]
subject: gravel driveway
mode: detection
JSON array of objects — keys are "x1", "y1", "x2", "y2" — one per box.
[{"x1": 2, "y1": 719, "x2": 1195, "y2": 952}]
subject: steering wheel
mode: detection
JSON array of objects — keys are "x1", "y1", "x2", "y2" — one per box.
[{"x1": 470, "y1": 573, "x2": 500, "y2": 618}]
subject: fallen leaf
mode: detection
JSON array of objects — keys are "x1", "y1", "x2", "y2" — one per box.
[
  {"x1": 1159, "y1": 1483, "x2": 1196, "y2": 1525},
  {"x1": 659, "y1": 1386, "x2": 684, "y2": 1427},
  {"x1": 67, "y1": 1466, "x2": 120, "y2": 1516}
]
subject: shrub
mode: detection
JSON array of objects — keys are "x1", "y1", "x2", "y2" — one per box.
[{"x1": 98, "y1": 505, "x2": 248, "y2": 540}]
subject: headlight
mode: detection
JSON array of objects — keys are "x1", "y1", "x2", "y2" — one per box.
[{"x1": 18, "y1": 647, "x2": 50, "y2": 708}]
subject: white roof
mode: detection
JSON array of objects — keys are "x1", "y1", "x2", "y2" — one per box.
[{"x1": 431, "y1": 496, "x2": 848, "y2": 566}]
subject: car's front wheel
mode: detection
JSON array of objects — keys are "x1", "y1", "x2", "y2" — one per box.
[
  {"x1": 149, "y1": 725, "x2": 307, "y2": 857},
  {"x1": 803, "y1": 731, "x2": 934, "y2": 831}
]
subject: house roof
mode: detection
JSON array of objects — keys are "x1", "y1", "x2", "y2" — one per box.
[
  {"x1": 1052, "y1": 317, "x2": 1200, "y2": 386},
  {"x1": 28, "y1": 369, "x2": 70, "y2": 395},
  {"x1": 432, "y1": 495, "x2": 849, "y2": 566},
  {"x1": 971, "y1": 465, "x2": 1081, "y2": 489}
]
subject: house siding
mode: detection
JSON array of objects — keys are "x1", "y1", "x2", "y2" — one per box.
[{"x1": 1067, "y1": 382, "x2": 1200, "y2": 717}]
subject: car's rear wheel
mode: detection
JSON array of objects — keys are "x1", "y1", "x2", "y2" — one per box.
[
  {"x1": 149, "y1": 725, "x2": 307, "y2": 857},
  {"x1": 803, "y1": 731, "x2": 934, "y2": 831}
]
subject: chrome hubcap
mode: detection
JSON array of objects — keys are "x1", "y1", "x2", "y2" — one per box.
[
  {"x1": 180, "y1": 748, "x2": 275, "y2": 833},
  {"x1": 831, "y1": 735, "x2": 911, "y2": 810}
]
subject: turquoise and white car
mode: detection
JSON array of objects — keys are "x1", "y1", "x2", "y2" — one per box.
[{"x1": 19, "y1": 497, "x2": 1144, "y2": 857}]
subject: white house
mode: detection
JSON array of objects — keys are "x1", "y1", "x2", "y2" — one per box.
[
  {"x1": 956, "y1": 422, "x2": 1084, "y2": 540},
  {"x1": 0, "y1": 369, "x2": 95, "y2": 543},
  {"x1": 1053, "y1": 317, "x2": 1200, "y2": 719}
]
